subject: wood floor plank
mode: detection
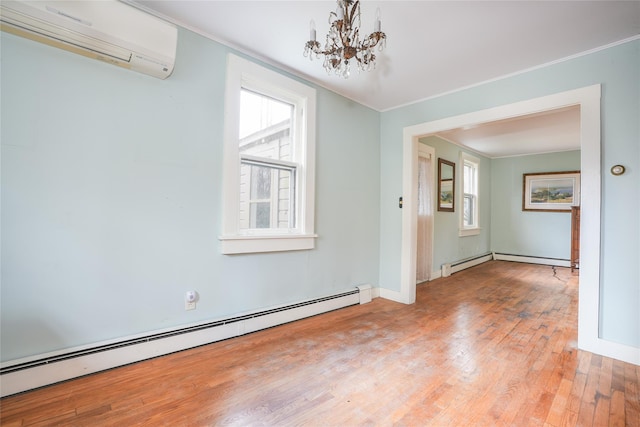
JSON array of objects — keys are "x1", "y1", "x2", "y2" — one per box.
[
  {"x1": 609, "y1": 389, "x2": 626, "y2": 427},
  {"x1": 625, "y1": 362, "x2": 640, "y2": 427},
  {"x1": 1, "y1": 261, "x2": 638, "y2": 426},
  {"x1": 567, "y1": 371, "x2": 588, "y2": 413},
  {"x1": 545, "y1": 377, "x2": 573, "y2": 426}
]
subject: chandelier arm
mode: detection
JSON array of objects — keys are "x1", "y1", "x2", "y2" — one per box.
[
  {"x1": 347, "y1": 1, "x2": 359, "y2": 28},
  {"x1": 304, "y1": 0, "x2": 386, "y2": 77}
]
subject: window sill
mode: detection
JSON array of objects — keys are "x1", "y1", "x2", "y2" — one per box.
[
  {"x1": 459, "y1": 227, "x2": 481, "y2": 237},
  {"x1": 219, "y1": 234, "x2": 317, "y2": 254}
]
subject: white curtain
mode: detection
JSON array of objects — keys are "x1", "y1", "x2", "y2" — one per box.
[{"x1": 416, "y1": 153, "x2": 433, "y2": 283}]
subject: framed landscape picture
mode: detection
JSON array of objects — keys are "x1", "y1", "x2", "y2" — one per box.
[{"x1": 522, "y1": 171, "x2": 580, "y2": 212}]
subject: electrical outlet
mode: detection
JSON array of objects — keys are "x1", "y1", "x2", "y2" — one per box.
[{"x1": 185, "y1": 290, "x2": 197, "y2": 311}]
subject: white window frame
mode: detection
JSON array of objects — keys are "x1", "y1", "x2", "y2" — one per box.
[
  {"x1": 459, "y1": 152, "x2": 480, "y2": 237},
  {"x1": 220, "y1": 55, "x2": 316, "y2": 254}
]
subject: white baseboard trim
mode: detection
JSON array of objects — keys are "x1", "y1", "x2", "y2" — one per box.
[
  {"x1": 429, "y1": 269, "x2": 442, "y2": 280},
  {"x1": 0, "y1": 288, "x2": 363, "y2": 397},
  {"x1": 493, "y1": 253, "x2": 571, "y2": 268},
  {"x1": 378, "y1": 288, "x2": 403, "y2": 303},
  {"x1": 581, "y1": 336, "x2": 640, "y2": 366},
  {"x1": 371, "y1": 286, "x2": 381, "y2": 299}
]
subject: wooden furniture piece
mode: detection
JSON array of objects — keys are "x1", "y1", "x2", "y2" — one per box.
[{"x1": 571, "y1": 206, "x2": 580, "y2": 272}]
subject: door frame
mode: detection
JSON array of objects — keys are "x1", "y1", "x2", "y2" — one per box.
[{"x1": 396, "y1": 85, "x2": 639, "y2": 363}]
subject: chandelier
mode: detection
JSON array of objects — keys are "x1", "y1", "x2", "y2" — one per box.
[{"x1": 303, "y1": 0, "x2": 387, "y2": 78}]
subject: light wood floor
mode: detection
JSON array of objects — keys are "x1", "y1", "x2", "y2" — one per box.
[{"x1": 1, "y1": 261, "x2": 639, "y2": 426}]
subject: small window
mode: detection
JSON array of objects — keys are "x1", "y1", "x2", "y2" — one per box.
[
  {"x1": 220, "y1": 55, "x2": 317, "y2": 254},
  {"x1": 460, "y1": 152, "x2": 480, "y2": 236}
]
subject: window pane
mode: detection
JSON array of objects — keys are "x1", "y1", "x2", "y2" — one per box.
[
  {"x1": 252, "y1": 202, "x2": 271, "y2": 229},
  {"x1": 239, "y1": 89, "x2": 293, "y2": 161},
  {"x1": 239, "y1": 160, "x2": 295, "y2": 230},
  {"x1": 464, "y1": 164, "x2": 473, "y2": 194},
  {"x1": 251, "y1": 164, "x2": 271, "y2": 199},
  {"x1": 463, "y1": 195, "x2": 473, "y2": 226}
]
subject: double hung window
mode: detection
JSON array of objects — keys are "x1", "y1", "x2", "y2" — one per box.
[
  {"x1": 220, "y1": 55, "x2": 316, "y2": 254},
  {"x1": 239, "y1": 89, "x2": 296, "y2": 230},
  {"x1": 460, "y1": 152, "x2": 480, "y2": 236}
]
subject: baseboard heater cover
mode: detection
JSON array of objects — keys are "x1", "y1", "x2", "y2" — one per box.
[
  {"x1": 441, "y1": 253, "x2": 493, "y2": 277},
  {"x1": 0, "y1": 289, "x2": 362, "y2": 397},
  {"x1": 493, "y1": 253, "x2": 571, "y2": 268}
]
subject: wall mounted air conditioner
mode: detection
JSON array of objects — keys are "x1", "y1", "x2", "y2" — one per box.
[{"x1": 0, "y1": 0, "x2": 177, "y2": 79}]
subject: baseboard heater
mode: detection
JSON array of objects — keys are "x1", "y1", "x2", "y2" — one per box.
[
  {"x1": 441, "y1": 253, "x2": 493, "y2": 277},
  {"x1": 493, "y1": 252, "x2": 570, "y2": 268},
  {"x1": 0, "y1": 287, "x2": 370, "y2": 397}
]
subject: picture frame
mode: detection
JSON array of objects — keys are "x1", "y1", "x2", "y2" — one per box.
[
  {"x1": 522, "y1": 171, "x2": 580, "y2": 212},
  {"x1": 437, "y1": 158, "x2": 455, "y2": 212}
]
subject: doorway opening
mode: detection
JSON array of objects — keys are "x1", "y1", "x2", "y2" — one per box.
[{"x1": 399, "y1": 85, "x2": 605, "y2": 357}]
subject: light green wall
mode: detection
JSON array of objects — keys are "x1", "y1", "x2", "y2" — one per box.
[
  {"x1": 380, "y1": 40, "x2": 639, "y2": 348},
  {"x1": 491, "y1": 151, "x2": 581, "y2": 259},
  {"x1": 0, "y1": 28, "x2": 381, "y2": 361},
  {"x1": 2, "y1": 23, "x2": 638, "y2": 360},
  {"x1": 419, "y1": 137, "x2": 491, "y2": 271},
  {"x1": 416, "y1": 137, "x2": 581, "y2": 273}
]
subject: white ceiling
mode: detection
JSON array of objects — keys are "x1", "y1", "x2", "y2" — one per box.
[
  {"x1": 435, "y1": 106, "x2": 581, "y2": 158},
  {"x1": 129, "y1": 0, "x2": 639, "y2": 157}
]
